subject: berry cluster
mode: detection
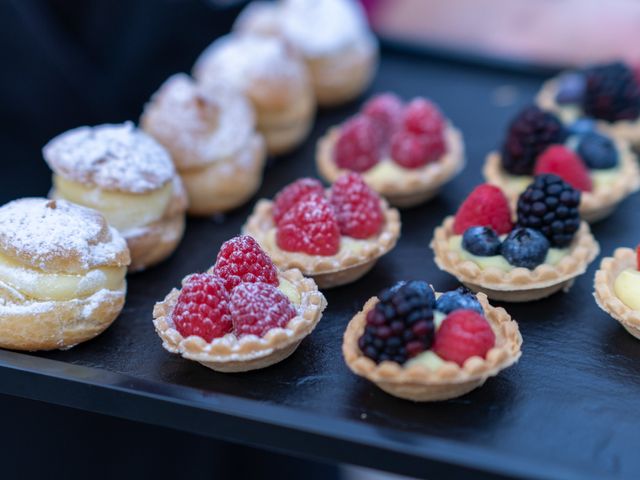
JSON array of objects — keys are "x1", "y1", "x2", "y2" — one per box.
[
  {"x1": 335, "y1": 93, "x2": 447, "y2": 172},
  {"x1": 274, "y1": 173, "x2": 384, "y2": 256}
]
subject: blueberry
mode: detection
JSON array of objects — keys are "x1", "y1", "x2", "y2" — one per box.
[
  {"x1": 500, "y1": 227, "x2": 550, "y2": 269},
  {"x1": 556, "y1": 72, "x2": 586, "y2": 105},
  {"x1": 462, "y1": 226, "x2": 502, "y2": 256},
  {"x1": 569, "y1": 118, "x2": 596, "y2": 135},
  {"x1": 576, "y1": 131, "x2": 619, "y2": 169},
  {"x1": 435, "y1": 287, "x2": 483, "y2": 315},
  {"x1": 404, "y1": 280, "x2": 436, "y2": 308}
]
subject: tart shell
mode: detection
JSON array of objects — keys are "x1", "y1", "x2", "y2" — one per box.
[
  {"x1": 342, "y1": 293, "x2": 522, "y2": 401},
  {"x1": 153, "y1": 269, "x2": 327, "y2": 372}
]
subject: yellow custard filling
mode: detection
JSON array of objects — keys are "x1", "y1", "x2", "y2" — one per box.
[
  {"x1": 363, "y1": 160, "x2": 407, "y2": 185},
  {"x1": 502, "y1": 167, "x2": 621, "y2": 195},
  {"x1": 278, "y1": 277, "x2": 301, "y2": 305},
  {"x1": 53, "y1": 175, "x2": 173, "y2": 233},
  {"x1": 0, "y1": 253, "x2": 125, "y2": 302},
  {"x1": 614, "y1": 269, "x2": 640, "y2": 311},
  {"x1": 448, "y1": 235, "x2": 568, "y2": 271}
]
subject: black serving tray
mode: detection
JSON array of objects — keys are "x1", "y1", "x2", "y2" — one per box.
[{"x1": 1, "y1": 50, "x2": 640, "y2": 480}]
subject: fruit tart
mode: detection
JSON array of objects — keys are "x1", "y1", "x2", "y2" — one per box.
[
  {"x1": 594, "y1": 245, "x2": 640, "y2": 340},
  {"x1": 343, "y1": 281, "x2": 522, "y2": 401},
  {"x1": 536, "y1": 61, "x2": 640, "y2": 148},
  {"x1": 483, "y1": 105, "x2": 639, "y2": 223},
  {"x1": 316, "y1": 93, "x2": 465, "y2": 207},
  {"x1": 431, "y1": 176, "x2": 599, "y2": 302},
  {"x1": 153, "y1": 235, "x2": 326, "y2": 372},
  {"x1": 242, "y1": 173, "x2": 401, "y2": 288}
]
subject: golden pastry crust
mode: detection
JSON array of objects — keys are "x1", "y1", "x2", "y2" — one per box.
[
  {"x1": 317, "y1": 124, "x2": 465, "y2": 207},
  {"x1": 483, "y1": 141, "x2": 640, "y2": 223},
  {"x1": 153, "y1": 269, "x2": 326, "y2": 372},
  {"x1": 431, "y1": 217, "x2": 600, "y2": 302},
  {"x1": 342, "y1": 293, "x2": 522, "y2": 401},
  {"x1": 242, "y1": 197, "x2": 401, "y2": 288},
  {"x1": 594, "y1": 248, "x2": 640, "y2": 339}
]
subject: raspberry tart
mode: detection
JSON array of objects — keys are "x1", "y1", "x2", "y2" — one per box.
[
  {"x1": 343, "y1": 281, "x2": 522, "y2": 401},
  {"x1": 594, "y1": 245, "x2": 640, "y2": 339},
  {"x1": 153, "y1": 235, "x2": 326, "y2": 372},
  {"x1": 483, "y1": 105, "x2": 639, "y2": 223},
  {"x1": 316, "y1": 93, "x2": 465, "y2": 207},
  {"x1": 242, "y1": 173, "x2": 401, "y2": 288},
  {"x1": 431, "y1": 177, "x2": 600, "y2": 302},
  {"x1": 536, "y1": 61, "x2": 640, "y2": 148}
]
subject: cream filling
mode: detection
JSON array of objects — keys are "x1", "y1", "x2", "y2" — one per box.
[
  {"x1": 53, "y1": 175, "x2": 173, "y2": 234},
  {"x1": 502, "y1": 167, "x2": 621, "y2": 195},
  {"x1": 266, "y1": 228, "x2": 369, "y2": 257},
  {"x1": 363, "y1": 160, "x2": 407, "y2": 185},
  {"x1": 278, "y1": 277, "x2": 301, "y2": 305},
  {"x1": 449, "y1": 235, "x2": 568, "y2": 272},
  {"x1": 614, "y1": 269, "x2": 640, "y2": 311}
]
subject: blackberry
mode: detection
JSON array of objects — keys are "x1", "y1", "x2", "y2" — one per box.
[
  {"x1": 501, "y1": 106, "x2": 568, "y2": 175},
  {"x1": 516, "y1": 174, "x2": 581, "y2": 248},
  {"x1": 582, "y1": 62, "x2": 640, "y2": 122},
  {"x1": 358, "y1": 281, "x2": 435, "y2": 364}
]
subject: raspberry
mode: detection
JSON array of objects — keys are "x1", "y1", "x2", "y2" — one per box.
[
  {"x1": 453, "y1": 184, "x2": 513, "y2": 235},
  {"x1": 390, "y1": 129, "x2": 446, "y2": 169},
  {"x1": 230, "y1": 282, "x2": 296, "y2": 337},
  {"x1": 432, "y1": 309, "x2": 495, "y2": 366},
  {"x1": 212, "y1": 235, "x2": 279, "y2": 291},
  {"x1": 362, "y1": 93, "x2": 404, "y2": 138},
  {"x1": 582, "y1": 62, "x2": 640, "y2": 122},
  {"x1": 402, "y1": 98, "x2": 445, "y2": 136},
  {"x1": 534, "y1": 145, "x2": 593, "y2": 192},
  {"x1": 272, "y1": 178, "x2": 324, "y2": 225},
  {"x1": 172, "y1": 273, "x2": 232, "y2": 342},
  {"x1": 334, "y1": 115, "x2": 383, "y2": 172},
  {"x1": 329, "y1": 173, "x2": 383, "y2": 239},
  {"x1": 276, "y1": 193, "x2": 340, "y2": 255}
]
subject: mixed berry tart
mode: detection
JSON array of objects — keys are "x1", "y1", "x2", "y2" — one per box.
[
  {"x1": 243, "y1": 173, "x2": 401, "y2": 288},
  {"x1": 483, "y1": 105, "x2": 639, "y2": 223},
  {"x1": 152, "y1": 235, "x2": 326, "y2": 372},
  {"x1": 342, "y1": 281, "x2": 522, "y2": 401},
  {"x1": 594, "y1": 245, "x2": 640, "y2": 340},
  {"x1": 431, "y1": 177, "x2": 600, "y2": 302},
  {"x1": 536, "y1": 61, "x2": 640, "y2": 148},
  {"x1": 316, "y1": 93, "x2": 465, "y2": 207}
]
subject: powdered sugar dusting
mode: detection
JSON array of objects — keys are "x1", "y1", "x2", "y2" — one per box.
[{"x1": 43, "y1": 122, "x2": 175, "y2": 193}]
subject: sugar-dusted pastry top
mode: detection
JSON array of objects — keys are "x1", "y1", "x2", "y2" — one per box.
[
  {"x1": 141, "y1": 74, "x2": 257, "y2": 170},
  {"x1": 0, "y1": 198, "x2": 130, "y2": 274},
  {"x1": 43, "y1": 122, "x2": 175, "y2": 194}
]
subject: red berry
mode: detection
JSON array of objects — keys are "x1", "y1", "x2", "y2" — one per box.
[
  {"x1": 276, "y1": 193, "x2": 340, "y2": 255},
  {"x1": 230, "y1": 282, "x2": 296, "y2": 337},
  {"x1": 212, "y1": 235, "x2": 279, "y2": 291},
  {"x1": 433, "y1": 309, "x2": 496, "y2": 366},
  {"x1": 329, "y1": 173, "x2": 383, "y2": 239},
  {"x1": 402, "y1": 98, "x2": 445, "y2": 136},
  {"x1": 390, "y1": 129, "x2": 446, "y2": 169},
  {"x1": 334, "y1": 115, "x2": 383, "y2": 173},
  {"x1": 534, "y1": 145, "x2": 593, "y2": 192},
  {"x1": 272, "y1": 178, "x2": 325, "y2": 225},
  {"x1": 172, "y1": 273, "x2": 232, "y2": 342},
  {"x1": 453, "y1": 184, "x2": 513, "y2": 235},
  {"x1": 362, "y1": 93, "x2": 404, "y2": 138}
]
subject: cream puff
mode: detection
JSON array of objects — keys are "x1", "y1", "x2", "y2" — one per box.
[
  {"x1": 193, "y1": 33, "x2": 315, "y2": 155},
  {"x1": 234, "y1": 0, "x2": 378, "y2": 107},
  {"x1": 140, "y1": 74, "x2": 266, "y2": 216},
  {"x1": 43, "y1": 122, "x2": 187, "y2": 272},
  {"x1": 0, "y1": 198, "x2": 130, "y2": 351}
]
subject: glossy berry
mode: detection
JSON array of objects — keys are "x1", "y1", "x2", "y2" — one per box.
[
  {"x1": 501, "y1": 105, "x2": 568, "y2": 175},
  {"x1": 569, "y1": 118, "x2": 596, "y2": 135},
  {"x1": 402, "y1": 98, "x2": 445, "y2": 136},
  {"x1": 329, "y1": 173, "x2": 383, "y2": 239},
  {"x1": 462, "y1": 226, "x2": 502, "y2": 257},
  {"x1": 576, "y1": 132, "x2": 619, "y2": 170},
  {"x1": 359, "y1": 281, "x2": 436, "y2": 364},
  {"x1": 516, "y1": 174, "x2": 581, "y2": 247},
  {"x1": 534, "y1": 145, "x2": 593, "y2": 192},
  {"x1": 173, "y1": 273, "x2": 232, "y2": 342},
  {"x1": 435, "y1": 287, "x2": 483, "y2": 315},
  {"x1": 582, "y1": 62, "x2": 640, "y2": 122},
  {"x1": 433, "y1": 309, "x2": 495, "y2": 367},
  {"x1": 273, "y1": 178, "x2": 324, "y2": 225},
  {"x1": 362, "y1": 93, "x2": 404, "y2": 139},
  {"x1": 276, "y1": 193, "x2": 340, "y2": 255},
  {"x1": 500, "y1": 227, "x2": 550, "y2": 269},
  {"x1": 334, "y1": 115, "x2": 383, "y2": 172},
  {"x1": 230, "y1": 282, "x2": 296, "y2": 338},
  {"x1": 555, "y1": 72, "x2": 586, "y2": 105},
  {"x1": 213, "y1": 235, "x2": 279, "y2": 291},
  {"x1": 453, "y1": 184, "x2": 513, "y2": 235},
  {"x1": 390, "y1": 129, "x2": 446, "y2": 168}
]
